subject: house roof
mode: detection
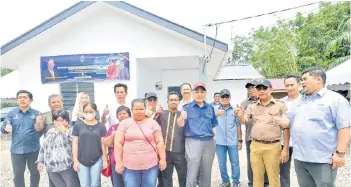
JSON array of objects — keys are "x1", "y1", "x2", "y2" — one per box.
[
  {"x1": 1, "y1": 1, "x2": 228, "y2": 55},
  {"x1": 214, "y1": 65, "x2": 263, "y2": 80}
]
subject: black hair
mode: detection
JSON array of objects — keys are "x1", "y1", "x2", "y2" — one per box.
[
  {"x1": 302, "y1": 67, "x2": 326, "y2": 85},
  {"x1": 131, "y1": 98, "x2": 146, "y2": 109},
  {"x1": 83, "y1": 103, "x2": 98, "y2": 112},
  {"x1": 114, "y1": 83, "x2": 128, "y2": 93},
  {"x1": 16, "y1": 90, "x2": 33, "y2": 100},
  {"x1": 214, "y1": 92, "x2": 220, "y2": 96},
  {"x1": 48, "y1": 94, "x2": 62, "y2": 103},
  {"x1": 116, "y1": 106, "x2": 131, "y2": 117},
  {"x1": 168, "y1": 91, "x2": 180, "y2": 100},
  {"x1": 284, "y1": 74, "x2": 300, "y2": 84},
  {"x1": 52, "y1": 110, "x2": 70, "y2": 122},
  {"x1": 180, "y1": 83, "x2": 192, "y2": 90}
]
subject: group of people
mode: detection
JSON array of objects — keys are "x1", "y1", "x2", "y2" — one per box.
[{"x1": 1, "y1": 66, "x2": 350, "y2": 187}]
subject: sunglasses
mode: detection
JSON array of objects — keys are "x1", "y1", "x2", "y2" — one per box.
[
  {"x1": 147, "y1": 98, "x2": 157, "y2": 102},
  {"x1": 221, "y1": 95, "x2": 230, "y2": 99}
]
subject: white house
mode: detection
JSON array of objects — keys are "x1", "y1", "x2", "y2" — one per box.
[{"x1": 1, "y1": 1, "x2": 234, "y2": 112}]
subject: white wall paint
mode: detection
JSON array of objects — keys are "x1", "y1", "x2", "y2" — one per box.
[
  {"x1": 206, "y1": 79, "x2": 249, "y2": 106},
  {"x1": 1, "y1": 3, "x2": 225, "y2": 112}
]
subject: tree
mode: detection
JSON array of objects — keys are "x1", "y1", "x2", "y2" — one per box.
[
  {"x1": 233, "y1": 2, "x2": 350, "y2": 78},
  {"x1": 0, "y1": 68, "x2": 13, "y2": 77}
]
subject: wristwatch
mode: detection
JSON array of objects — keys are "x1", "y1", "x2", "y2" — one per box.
[
  {"x1": 238, "y1": 139, "x2": 243, "y2": 143},
  {"x1": 336, "y1": 150, "x2": 345, "y2": 157}
]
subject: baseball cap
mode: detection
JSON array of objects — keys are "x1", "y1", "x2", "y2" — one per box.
[
  {"x1": 245, "y1": 80, "x2": 257, "y2": 88},
  {"x1": 219, "y1": 89, "x2": 231, "y2": 97},
  {"x1": 255, "y1": 79, "x2": 272, "y2": 88},
  {"x1": 145, "y1": 92, "x2": 157, "y2": 99},
  {"x1": 193, "y1": 82, "x2": 207, "y2": 91}
]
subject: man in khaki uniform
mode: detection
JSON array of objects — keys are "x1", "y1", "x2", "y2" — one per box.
[{"x1": 236, "y1": 79, "x2": 290, "y2": 187}]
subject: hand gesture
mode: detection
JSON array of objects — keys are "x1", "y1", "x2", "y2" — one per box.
[
  {"x1": 330, "y1": 153, "x2": 345, "y2": 169},
  {"x1": 145, "y1": 109, "x2": 153, "y2": 118},
  {"x1": 180, "y1": 111, "x2": 187, "y2": 120},
  {"x1": 5, "y1": 120, "x2": 12, "y2": 133},
  {"x1": 159, "y1": 159, "x2": 167, "y2": 171},
  {"x1": 37, "y1": 163, "x2": 44, "y2": 172},
  {"x1": 235, "y1": 104, "x2": 244, "y2": 118},
  {"x1": 115, "y1": 162, "x2": 124, "y2": 174},
  {"x1": 156, "y1": 104, "x2": 163, "y2": 115},
  {"x1": 103, "y1": 104, "x2": 109, "y2": 115},
  {"x1": 216, "y1": 109, "x2": 225, "y2": 116},
  {"x1": 36, "y1": 112, "x2": 43, "y2": 124}
]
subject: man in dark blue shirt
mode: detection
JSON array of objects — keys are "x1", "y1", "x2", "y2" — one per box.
[
  {"x1": 178, "y1": 82, "x2": 218, "y2": 187},
  {"x1": 1, "y1": 90, "x2": 44, "y2": 187}
]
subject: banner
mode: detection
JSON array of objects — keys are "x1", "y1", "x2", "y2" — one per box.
[{"x1": 40, "y1": 53, "x2": 130, "y2": 84}]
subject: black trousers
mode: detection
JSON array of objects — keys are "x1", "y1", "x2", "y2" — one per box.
[
  {"x1": 48, "y1": 167, "x2": 80, "y2": 187},
  {"x1": 11, "y1": 152, "x2": 40, "y2": 187},
  {"x1": 159, "y1": 151, "x2": 187, "y2": 187},
  {"x1": 280, "y1": 146, "x2": 293, "y2": 187}
]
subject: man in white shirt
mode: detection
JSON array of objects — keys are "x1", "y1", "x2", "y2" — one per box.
[
  {"x1": 280, "y1": 75, "x2": 301, "y2": 187},
  {"x1": 101, "y1": 83, "x2": 129, "y2": 129},
  {"x1": 178, "y1": 83, "x2": 193, "y2": 111}
]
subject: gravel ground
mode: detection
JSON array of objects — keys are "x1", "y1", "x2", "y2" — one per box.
[{"x1": 0, "y1": 134, "x2": 350, "y2": 187}]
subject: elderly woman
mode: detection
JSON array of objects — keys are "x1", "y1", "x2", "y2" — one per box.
[
  {"x1": 114, "y1": 99, "x2": 167, "y2": 187},
  {"x1": 103, "y1": 106, "x2": 131, "y2": 187},
  {"x1": 36, "y1": 110, "x2": 80, "y2": 187}
]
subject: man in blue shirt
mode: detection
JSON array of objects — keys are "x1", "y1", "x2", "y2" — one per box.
[
  {"x1": 1, "y1": 90, "x2": 44, "y2": 187},
  {"x1": 287, "y1": 67, "x2": 351, "y2": 187},
  {"x1": 215, "y1": 89, "x2": 242, "y2": 187},
  {"x1": 210, "y1": 92, "x2": 221, "y2": 109},
  {"x1": 178, "y1": 82, "x2": 218, "y2": 187}
]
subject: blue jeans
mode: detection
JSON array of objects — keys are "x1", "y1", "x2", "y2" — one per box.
[
  {"x1": 216, "y1": 145, "x2": 240, "y2": 184},
  {"x1": 77, "y1": 157, "x2": 102, "y2": 187},
  {"x1": 111, "y1": 164, "x2": 125, "y2": 187},
  {"x1": 123, "y1": 165, "x2": 159, "y2": 187}
]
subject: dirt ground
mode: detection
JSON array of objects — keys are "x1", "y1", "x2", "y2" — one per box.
[{"x1": 0, "y1": 135, "x2": 350, "y2": 187}]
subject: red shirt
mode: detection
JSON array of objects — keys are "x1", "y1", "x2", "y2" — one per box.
[{"x1": 104, "y1": 124, "x2": 119, "y2": 164}]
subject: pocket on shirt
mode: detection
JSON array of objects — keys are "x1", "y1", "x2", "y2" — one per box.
[{"x1": 309, "y1": 105, "x2": 330, "y2": 121}]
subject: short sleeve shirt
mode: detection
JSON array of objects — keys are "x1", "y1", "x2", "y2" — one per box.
[
  {"x1": 72, "y1": 121, "x2": 106, "y2": 166},
  {"x1": 118, "y1": 118, "x2": 161, "y2": 170}
]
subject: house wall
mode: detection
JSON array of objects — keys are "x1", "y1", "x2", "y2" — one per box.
[
  {"x1": 206, "y1": 79, "x2": 249, "y2": 105},
  {"x1": 1, "y1": 2, "x2": 225, "y2": 112}
]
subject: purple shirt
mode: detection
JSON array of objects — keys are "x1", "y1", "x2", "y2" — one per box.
[{"x1": 105, "y1": 124, "x2": 119, "y2": 164}]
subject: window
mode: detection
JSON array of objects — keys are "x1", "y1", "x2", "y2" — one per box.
[
  {"x1": 60, "y1": 82, "x2": 95, "y2": 110},
  {"x1": 168, "y1": 86, "x2": 182, "y2": 101}
]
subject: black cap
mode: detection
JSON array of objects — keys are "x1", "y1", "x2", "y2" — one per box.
[
  {"x1": 245, "y1": 80, "x2": 257, "y2": 88},
  {"x1": 145, "y1": 92, "x2": 157, "y2": 99},
  {"x1": 255, "y1": 79, "x2": 272, "y2": 88},
  {"x1": 219, "y1": 89, "x2": 231, "y2": 97}
]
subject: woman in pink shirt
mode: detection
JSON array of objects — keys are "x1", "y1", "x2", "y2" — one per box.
[
  {"x1": 114, "y1": 99, "x2": 166, "y2": 187},
  {"x1": 103, "y1": 106, "x2": 131, "y2": 187}
]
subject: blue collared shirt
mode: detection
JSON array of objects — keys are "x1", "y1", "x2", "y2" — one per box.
[
  {"x1": 214, "y1": 104, "x2": 240, "y2": 146},
  {"x1": 183, "y1": 101, "x2": 218, "y2": 141},
  {"x1": 210, "y1": 101, "x2": 221, "y2": 110},
  {"x1": 1, "y1": 107, "x2": 42, "y2": 154},
  {"x1": 287, "y1": 88, "x2": 351, "y2": 163}
]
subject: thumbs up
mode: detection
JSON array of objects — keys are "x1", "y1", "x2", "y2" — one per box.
[
  {"x1": 181, "y1": 111, "x2": 187, "y2": 119},
  {"x1": 36, "y1": 112, "x2": 43, "y2": 124},
  {"x1": 103, "y1": 104, "x2": 110, "y2": 115},
  {"x1": 5, "y1": 119, "x2": 12, "y2": 133}
]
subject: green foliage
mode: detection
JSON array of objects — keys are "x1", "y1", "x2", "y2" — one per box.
[
  {"x1": 0, "y1": 68, "x2": 13, "y2": 77},
  {"x1": 233, "y1": 2, "x2": 350, "y2": 78}
]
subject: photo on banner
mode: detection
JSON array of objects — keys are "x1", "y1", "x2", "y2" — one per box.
[{"x1": 40, "y1": 53, "x2": 130, "y2": 84}]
